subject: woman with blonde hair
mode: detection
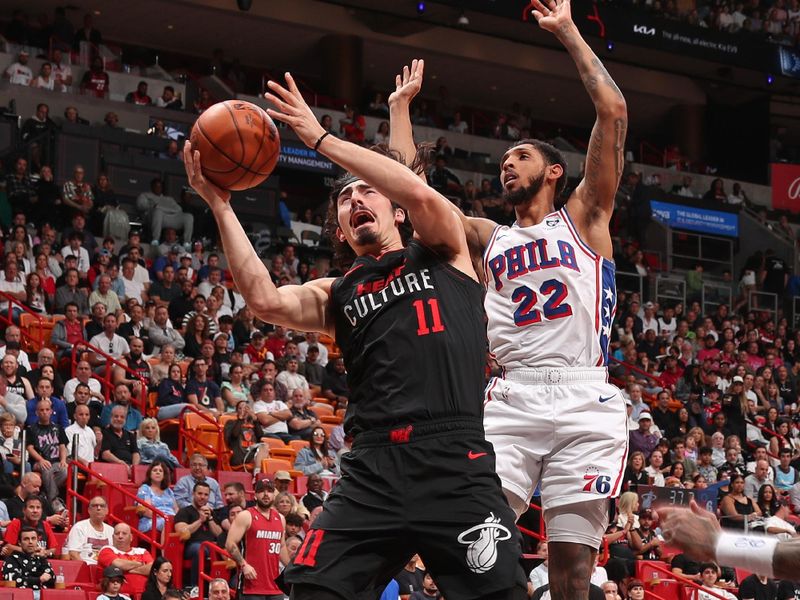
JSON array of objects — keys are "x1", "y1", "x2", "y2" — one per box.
[
  {"x1": 615, "y1": 491, "x2": 640, "y2": 531},
  {"x1": 137, "y1": 418, "x2": 181, "y2": 468},
  {"x1": 272, "y1": 490, "x2": 309, "y2": 520}
]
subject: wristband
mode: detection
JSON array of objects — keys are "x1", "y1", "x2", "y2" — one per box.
[
  {"x1": 314, "y1": 132, "x2": 330, "y2": 152},
  {"x1": 715, "y1": 532, "x2": 777, "y2": 577}
]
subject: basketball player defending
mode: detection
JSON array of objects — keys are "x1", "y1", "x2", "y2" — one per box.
[
  {"x1": 660, "y1": 500, "x2": 799, "y2": 581},
  {"x1": 225, "y1": 477, "x2": 289, "y2": 600},
  {"x1": 390, "y1": 2, "x2": 628, "y2": 599},
  {"x1": 184, "y1": 74, "x2": 527, "y2": 599}
]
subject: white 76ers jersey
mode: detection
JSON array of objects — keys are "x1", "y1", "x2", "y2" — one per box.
[{"x1": 483, "y1": 208, "x2": 616, "y2": 369}]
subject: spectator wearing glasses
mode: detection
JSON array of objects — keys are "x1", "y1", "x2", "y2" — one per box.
[
  {"x1": 89, "y1": 314, "x2": 129, "y2": 369},
  {"x1": 295, "y1": 425, "x2": 337, "y2": 475},
  {"x1": 66, "y1": 496, "x2": 114, "y2": 564}
]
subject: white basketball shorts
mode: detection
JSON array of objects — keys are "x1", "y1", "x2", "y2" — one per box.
[{"x1": 483, "y1": 367, "x2": 629, "y2": 512}]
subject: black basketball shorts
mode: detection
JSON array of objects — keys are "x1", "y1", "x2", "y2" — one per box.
[{"x1": 283, "y1": 418, "x2": 527, "y2": 599}]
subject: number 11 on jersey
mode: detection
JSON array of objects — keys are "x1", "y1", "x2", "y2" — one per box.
[{"x1": 412, "y1": 298, "x2": 445, "y2": 336}]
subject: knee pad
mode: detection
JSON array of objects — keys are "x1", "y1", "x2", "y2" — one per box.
[{"x1": 544, "y1": 499, "x2": 609, "y2": 549}]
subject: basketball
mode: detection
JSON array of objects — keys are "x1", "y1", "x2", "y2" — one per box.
[{"x1": 189, "y1": 100, "x2": 280, "y2": 191}]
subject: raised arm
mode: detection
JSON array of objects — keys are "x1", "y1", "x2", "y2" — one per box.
[
  {"x1": 532, "y1": 0, "x2": 627, "y2": 257},
  {"x1": 266, "y1": 74, "x2": 475, "y2": 280},
  {"x1": 387, "y1": 60, "x2": 497, "y2": 277},
  {"x1": 388, "y1": 59, "x2": 423, "y2": 173},
  {"x1": 183, "y1": 143, "x2": 334, "y2": 335}
]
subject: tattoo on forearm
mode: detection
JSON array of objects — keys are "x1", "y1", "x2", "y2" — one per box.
[
  {"x1": 614, "y1": 118, "x2": 627, "y2": 179},
  {"x1": 228, "y1": 545, "x2": 244, "y2": 565},
  {"x1": 592, "y1": 58, "x2": 624, "y2": 101},
  {"x1": 585, "y1": 127, "x2": 604, "y2": 204}
]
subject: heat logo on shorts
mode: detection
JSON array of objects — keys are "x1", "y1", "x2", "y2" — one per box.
[{"x1": 457, "y1": 513, "x2": 512, "y2": 574}]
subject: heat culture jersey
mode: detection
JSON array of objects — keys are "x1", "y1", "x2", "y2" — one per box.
[
  {"x1": 483, "y1": 207, "x2": 616, "y2": 369},
  {"x1": 330, "y1": 240, "x2": 486, "y2": 437}
]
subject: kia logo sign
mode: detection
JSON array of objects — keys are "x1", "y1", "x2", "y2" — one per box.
[
  {"x1": 789, "y1": 176, "x2": 800, "y2": 200},
  {"x1": 633, "y1": 25, "x2": 656, "y2": 35}
]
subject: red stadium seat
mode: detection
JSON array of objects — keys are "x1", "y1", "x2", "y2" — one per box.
[
  {"x1": 40, "y1": 592, "x2": 89, "y2": 600},
  {"x1": 132, "y1": 464, "x2": 150, "y2": 486},
  {"x1": 647, "y1": 580, "x2": 681, "y2": 600},
  {"x1": 1, "y1": 590, "x2": 34, "y2": 600},
  {"x1": 218, "y1": 470, "x2": 254, "y2": 495},
  {"x1": 636, "y1": 560, "x2": 671, "y2": 584}
]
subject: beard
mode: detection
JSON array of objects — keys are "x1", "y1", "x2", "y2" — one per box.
[
  {"x1": 256, "y1": 495, "x2": 273, "y2": 509},
  {"x1": 502, "y1": 170, "x2": 546, "y2": 206},
  {"x1": 353, "y1": 226, "x2": 379, "y2": 247}
]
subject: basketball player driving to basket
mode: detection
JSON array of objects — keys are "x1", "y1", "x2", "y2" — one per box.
[
  {"x1": 390, "y1": 2, "x2": 628, "y2": 599},
  {"x1": 183, "y1": 66, "x2": 527, "y2": 599}
]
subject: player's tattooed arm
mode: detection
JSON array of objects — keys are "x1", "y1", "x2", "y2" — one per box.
[{"x1": 530, "y1": 0, "x2": 626, "y2": 240}]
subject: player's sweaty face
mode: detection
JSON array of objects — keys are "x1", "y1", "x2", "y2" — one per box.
[{"x1": 336, "y1": 180, "x2": 395, "y2": 249}]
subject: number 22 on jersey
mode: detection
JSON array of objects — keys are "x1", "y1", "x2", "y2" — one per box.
[{"x1": 512, "y1": 279, "x2": 573, "y2": 326}]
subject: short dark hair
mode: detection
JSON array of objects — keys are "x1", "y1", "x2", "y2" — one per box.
[
  {"x1": 193, "y1": 481, "x2": 211, "y2": 493},
  {"x1": 224, "y1": 482, "x2": 245, "y2": 493},
  {"x1": 699, "y1": 446, "x2": 712, "y2": 456},
  {"x1": 699, "y1": 562, "x2": 718, "y2": 574},
  {"x1": 285, "y1": 512, "x2": 304, "y2": 527},
  {"x1": 19, "y1": 525, "x2": 39, "y2": 538},
  {"x1": 24, "y1": 494, "x2": 44, "y2": 508},
  {"x1": 508, "y1": 138, "x2": 568, "y2": 197},
  {"x1": 324, "y1": 145, "x2": 423, "y2": 270}
]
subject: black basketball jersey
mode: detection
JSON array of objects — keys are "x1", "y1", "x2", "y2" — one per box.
[{"x1": 330, "y1": 240, "x2": 486, "y2": 437}]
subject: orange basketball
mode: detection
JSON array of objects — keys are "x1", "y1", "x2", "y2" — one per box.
[{"x1": 190, "y1": 100, "x2": 280, "y2": 191}]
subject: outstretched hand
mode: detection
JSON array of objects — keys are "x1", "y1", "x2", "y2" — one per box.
[
  {"x1": 265, "y1": 73, "x2": 326, "y2": 149},
  {"x1": 530, "y1": 0, "x2": 574, "y2": 34},
  {"x1": 659, "y1": 500, "x2": 720, "y2": 562},
  {"x1": 183, "y1": 140, "x2": 232, "y2": 208},
  {"x1": 388, "y1": 59, "x2": 425, "y2": 107}
]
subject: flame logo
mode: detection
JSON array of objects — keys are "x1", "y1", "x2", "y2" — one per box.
[{"x1": 457, "y1": 513, "x2": 512, "y2": 574}]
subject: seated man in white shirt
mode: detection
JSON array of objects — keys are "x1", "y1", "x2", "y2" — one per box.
[
  {"x1": 275, "y1": 356, "x2": 310, "y2": 399},
  {"x1": 63, "y1": 360, "x2": 104, "y2": 403},
  {"x1": 120, "y1": 258, "x2": 148, "y2": 304},
  {"x1": 88, "y1": 314, "x2": 130, "y2": 368},
  {"x1": 0, "y1": 326, "x2": 31, "y2": 370},
  {"x1": 60, "y1": 232, "x2": 91, "y2": 278},
  {"x1": 65, "y1": 495, "x2": 114, "y2": 564},
  {"x1": 298, "y1": 332, "x2": 328, "y2": 367},
  {"x1": 252, "y1": 379, "x2": 297, "y2": 444},
  {"x1": 65, "y1": 404, "x2": 97, "y2": 466},
  {"x1": 0, "y1": 259, "x2": 25, "y2": 320},
  {"x1": 696, "y1": 563, "x2": 736, "y2": 600}
]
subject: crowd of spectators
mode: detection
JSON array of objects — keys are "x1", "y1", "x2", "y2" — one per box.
[{"x1": 570, "y1": 261, "x2": 800, "y2": 597}]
